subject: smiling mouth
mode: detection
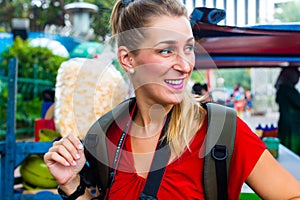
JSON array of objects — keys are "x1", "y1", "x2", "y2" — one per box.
[
  {"x1": 164, "y1": 79, "x2": 183, "y2": 85},
  {"x1": 164, "y1": 79, "x2": 184, "y2": 90}
]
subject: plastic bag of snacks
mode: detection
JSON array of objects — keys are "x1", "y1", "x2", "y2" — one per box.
[{"x1": 54, "y1": 57, "x2": 130, "y2": 139}]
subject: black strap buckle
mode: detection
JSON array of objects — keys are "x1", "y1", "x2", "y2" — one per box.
[{"x1": 212, "y1": 145, "x2": 228, "y2": 161}]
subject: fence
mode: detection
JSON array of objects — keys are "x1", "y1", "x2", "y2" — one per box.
[{"x1": 0, "y1": 74, "x2": 54, "y2": 138}]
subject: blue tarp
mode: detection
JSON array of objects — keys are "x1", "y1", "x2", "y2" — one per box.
[{"x1": 0, "y1": 32, "x2": 85, "y2": 55}]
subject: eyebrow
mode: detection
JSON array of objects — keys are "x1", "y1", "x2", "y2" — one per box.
[{"x1": 153, "y1": 37, "x2": 195, "y2": 47}]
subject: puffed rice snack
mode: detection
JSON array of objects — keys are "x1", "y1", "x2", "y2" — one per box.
[{"x1": 54, "y1": 57, "x2": 130, "y2": 139}]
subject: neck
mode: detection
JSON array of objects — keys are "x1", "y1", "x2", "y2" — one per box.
[{"x1": 130, "y1": 99, "x2": 173, "y2": 137}]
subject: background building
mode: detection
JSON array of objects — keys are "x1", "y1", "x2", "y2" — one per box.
[{"x1": 183, "y1": 0, "x2": 295, "y2": 26}]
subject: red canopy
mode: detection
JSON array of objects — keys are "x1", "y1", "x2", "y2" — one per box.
[{"x1": 193, "y1": 23, "x2": 300, "y2": 69}]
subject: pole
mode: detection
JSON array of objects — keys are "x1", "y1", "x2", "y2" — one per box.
[
  {"x1": 4, "y1": 58, "x2": 18, "y2": 200},
  {"x1": 206, "y1": 69, "x2": 211, "y2": 90}
]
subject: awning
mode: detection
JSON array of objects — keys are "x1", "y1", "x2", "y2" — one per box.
[{"x1": 192, "y1": 22, "x2": 300, "y2": 69}]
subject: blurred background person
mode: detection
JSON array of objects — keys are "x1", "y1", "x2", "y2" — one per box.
[
  {"x1": 244, "y1": 87, "x2": 253, "y2": 117},
  {"x1": 275, "y1": 67, "x2": 300, "y2": 156},
  {"x1": 192, "y1": 82, "x2": 212, "y2": 102},
  {"x1": 231, "y1": 84, "x2": 245, "y2": 117}
]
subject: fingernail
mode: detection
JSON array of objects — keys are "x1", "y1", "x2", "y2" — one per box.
[
  {"x1": 65, "y1": 162, "x2": 70, "y2": 166},
  {"x1": 76, "y1": 154, "x2": 80, "y2": 159},
  {"x1": 71, "y1": 160, "x2": 77, "y2": 166},
  {"x1": 78, "y1": 144, "x2": 83, "y2": 150}
]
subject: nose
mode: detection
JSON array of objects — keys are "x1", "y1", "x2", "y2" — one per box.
[{"x1": 173, "y1": 52, "x2": 194, "y2": 73}]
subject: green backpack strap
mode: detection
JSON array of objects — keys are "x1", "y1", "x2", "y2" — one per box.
[
  {"x1": 203, "y1": 103, "x2": 237, "y2": 200},
  {"x1": 82, "y1": 100, "x2": 236, "y2": 199},
  {"x1": 82, "y1": 98, "x2": 135, "y2": 197}
]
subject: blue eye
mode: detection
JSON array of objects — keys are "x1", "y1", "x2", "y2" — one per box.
[
  {"x1": 160, "y1": 48, "x2": 174, "y2": 55},
  {"x1": 185, "y1": 45, "x2": 195, "y2": 53}
]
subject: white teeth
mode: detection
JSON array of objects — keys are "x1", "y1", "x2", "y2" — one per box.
[{"x1": 165, "y1": 79, "x2": 183, "y2": 85}]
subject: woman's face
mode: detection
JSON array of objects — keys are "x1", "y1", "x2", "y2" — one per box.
[{"x1": 129, "y1": 15, "x2": 195, "y2": 105}]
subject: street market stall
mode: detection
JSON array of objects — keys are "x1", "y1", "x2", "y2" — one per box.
[
  {"x1": 192, "y1": 22, "x2": 300, "y2": 69},
  {"x1": 190, "y1": 10, "x2": 300, "y2": 197},
  {"x1": 1, "y1": 7, "x2": 300, "y2": 200}
]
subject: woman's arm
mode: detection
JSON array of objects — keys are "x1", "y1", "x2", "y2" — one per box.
[
  {"x1": 246, "y1": 149, "x2": 300, "y2": 200},
  {"x1": 44, "y1": 134, "x2": 95, "y2": 199}
]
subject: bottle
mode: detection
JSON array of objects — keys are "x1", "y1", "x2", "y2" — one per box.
[
  {"x1": 269, "y1": 124, "x2": 278, "y2": 138},
  {"x1": 255, "y1": 124, "x2": 263, "y2": 138},
  {"x1": 262, "y1": 137, "x2": 280, "y2": 158},
  {"x1": 262, "y1": 124, "x2": 270, "y2": 138}
]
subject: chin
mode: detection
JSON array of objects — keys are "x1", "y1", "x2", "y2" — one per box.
[{"x1": 166, "y1": 93, "x2": 184, "y2": 105}]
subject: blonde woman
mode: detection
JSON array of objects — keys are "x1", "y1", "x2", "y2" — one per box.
[{"x1": 44, "y1": 0, "x2": 300, "y2": 199}]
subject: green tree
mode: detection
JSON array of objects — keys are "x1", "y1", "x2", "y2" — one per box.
[
  {"x1": 0, "y1": 37, "x2": 67, "y2": 139},
  {"x1": 0, "y1": 37, "x2": 67, "y2": 82},
  {"x1": 87, "y1": 0, "x2": 115, "y2": 40},
  {"x1": 274, "y1": 1, "x2": 300, "y2": 22},
  {"x1": 0, "y1": 0, "x2": 114, "y2": 40},
  {"x1": 190, "y1": 70, "x2": 206, "y2": 84},
  {"x1": 216, "y1": 68, "x2": 251, "y2": 90}
]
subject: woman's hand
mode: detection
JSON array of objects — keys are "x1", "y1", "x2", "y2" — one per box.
[{"x1": 44, "y1": 134, "x2": 86, "y2": 186}]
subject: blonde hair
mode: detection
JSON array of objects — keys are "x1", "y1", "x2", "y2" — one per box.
[
  {"x1": 111, "y1": 0, "x2": 187, "y2": 35},
  {"x1": 110, "y1": 0, "x2": 187, "y2": 50},
  {"x1": 167, "y1": 92, "x2": 206, "y2": 156},
  {"x1": 110, "y1": 0, "x2": 206, "y2": 156}
]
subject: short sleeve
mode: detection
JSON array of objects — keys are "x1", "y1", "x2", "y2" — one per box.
[{"x1": 228, "y1": 117, "x2": 266, "y2": 199}]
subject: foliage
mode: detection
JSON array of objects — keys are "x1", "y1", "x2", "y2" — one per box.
[
  {"x1": 190, "y1": 70, "x2": 206, "y2": 84},
  {"x1": 0, "y1": 37, "x2": 67, "y2": 81},
  {"x1": 0, "y1": 37, "x2": 67, "y2": 139},
  {"x1": 274, "y1": 1, "x2": 300, "y2": 22},
  {"x1": 216, "y1": 68, "x2": 251, "y2": 90},
  {"x1": 84, "y1": 0, "x2": 115, "y2": 40},
  {"x1": 0, "y1": 0, "x2": 114, "y2": 41},
  {"x1": 0, "y1": 0, "x2": 29, "y2": 31},
  {"x1": 30, "y1": 0, "x2": 65, "y2": 31}
]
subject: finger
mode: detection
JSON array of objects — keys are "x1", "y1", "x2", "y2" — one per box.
[
  {"x1": 48, "y1": 135, "x2": 83, "y2": 166},
  {"x1": 53, "y1": 135, "x2": 82, "y2": 160},
  {"x1": 49, "y1": 144, "x2": 77, "y2": 166},
  {"x1": 65, "y1": 134, "x2": 84, "y2": 151},
  {"x1": 52, "y1": 135, "x2": 83, "y2": 150},
  {"x1": 61, "y1": 135, "x2": 83, "y2": 161},
  {"x1": 56, "y1": 140, "x2": 80, "y2": 166},
  {"x1": 44, "y1": 151, "x2": 71, "y2": 167}
]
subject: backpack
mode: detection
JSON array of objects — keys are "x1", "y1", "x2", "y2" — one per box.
[{"x1": 82, "y1": 98, "x2": 237, "y2": 200}]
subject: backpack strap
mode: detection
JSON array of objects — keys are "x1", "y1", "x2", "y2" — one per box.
[
  {"x1": 203, "y1": 103, "x2": 237, "y2": 200},
  {"x1": 82, "y1": 100, "x2": 236, "y2": 199},
  {"x1": 82, "y1": 98, "x2": 136, "y2": 198},
  {"x1": 139, "y1": 111, "x2": 172, "y2": 199}
]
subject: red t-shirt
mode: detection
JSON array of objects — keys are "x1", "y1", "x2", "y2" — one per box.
[{"x1": 105, "y1": 115, "x2": 266, "y2": 200}]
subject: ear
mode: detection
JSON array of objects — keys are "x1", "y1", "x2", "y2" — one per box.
[{"x1": 117, "y1": 46, "x2": 134, "y2": 72}]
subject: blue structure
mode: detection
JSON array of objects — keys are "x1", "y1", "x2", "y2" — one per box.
[
  {"x1": 0, "y1": 58, "x2": 53, "y2": 200},
  {"x1": 0, "y1": 31, "x2": 85, "y2": 199},
  {"x1": 0, "y1": 32, "x2": 85, "y2": 55},
  {"x1": 248, "y1": 23, "x2": 300, "y2": 31},
  {"x1": 0, "y1": 32, "x2": 14, "y2": 55}
]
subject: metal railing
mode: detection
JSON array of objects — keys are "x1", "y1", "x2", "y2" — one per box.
[{"x1": 0, "y1": 70, "x2": 54, "y2": 138}]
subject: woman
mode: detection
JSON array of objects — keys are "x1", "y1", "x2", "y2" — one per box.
[{"x1": 44, "y1": 0, "x2": 300, "y2": 199}]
